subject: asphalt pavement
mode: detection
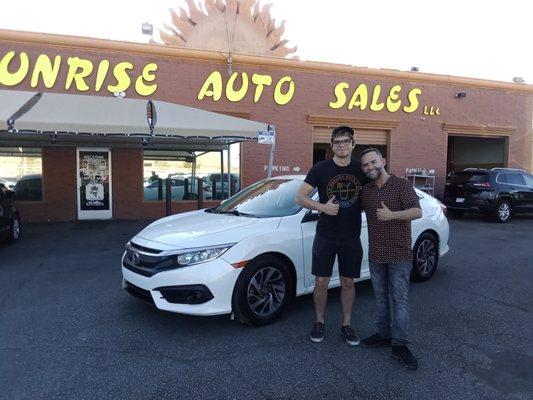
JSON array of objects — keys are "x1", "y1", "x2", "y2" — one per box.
[{"x1": 1, "y1": 214, "x2": 532, "y2": 400}]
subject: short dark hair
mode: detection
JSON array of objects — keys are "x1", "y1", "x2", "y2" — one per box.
[
  {"x1": 331, "y1": 125, "x2": 354, "y2": 142},
  {"x1": 360, "y1": 147, "x2": 383, "y2": 158}
]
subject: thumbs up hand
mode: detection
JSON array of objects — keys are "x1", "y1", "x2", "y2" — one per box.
[
  {"x1": 377, "y1": 201, "x2": 395, "y2": 221},
  {"x1": 320, "y1": 196, "x2": 340, "y2": 216}
]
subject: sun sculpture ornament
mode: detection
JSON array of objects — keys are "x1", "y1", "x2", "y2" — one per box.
[{"x1": 157, "y1": 0, "x2": 298, "y2": 59}]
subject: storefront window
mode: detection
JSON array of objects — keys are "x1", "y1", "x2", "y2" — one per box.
[
  {"x1": 143, "y1": 145, "x2": 240, "y2": 201},
  {"x1": 0, "y1": 147, "x2": 43, "y2": 201}
]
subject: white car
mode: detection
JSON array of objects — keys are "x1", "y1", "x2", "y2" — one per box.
[{"x1": 122, "y1": 176, "x2": 449, "y2": 325}]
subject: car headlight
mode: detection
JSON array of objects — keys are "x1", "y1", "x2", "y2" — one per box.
[{"x1": 177, "y1": 244, "x2": 234, "y2": 266}]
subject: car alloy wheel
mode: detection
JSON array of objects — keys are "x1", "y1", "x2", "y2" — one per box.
[
  {"x1": 232, "y1": 255, "x2": 293, "y2": 326},
  {"x1": 247, "y1": 267, "x2": 286, "y2": 317},
  {"x1": 417, "y1": 240, "x2": 435, "y2": 275},
  {"x1": 9, "y1": 216, "x2": 21, "y2": 243},
  {"x1": 411, "y1": 233, "x2": 439, "y2": 281},
  {"x1": 496, "y1": 201, "x2": 511, "y2": 223}
]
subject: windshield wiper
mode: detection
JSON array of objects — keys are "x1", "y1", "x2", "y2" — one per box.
[{"x1": 217, "y1": 210, "x2": 258, "y2": 217}]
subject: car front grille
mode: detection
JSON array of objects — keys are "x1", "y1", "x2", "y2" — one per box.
[{"x1": 122, "y1": 241, "x2": 177, "y2": 277}]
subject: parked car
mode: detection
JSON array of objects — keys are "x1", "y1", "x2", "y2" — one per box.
[
  {"x1": 443, "y1": 168, "x2": 533, "y2": 223},
  {"x1": 14, "y1": 174, "x2": 43, "y2": 201},
  {"x1": 122, "y1": 175, "x2": 449, "y2": 325},
  {"x1": 205, "y1": 173, "x2": 240, "y2": 199},
  {"x1": 143, "y1": 178, "x2": 212, "y2": 201},
  {"x1": 0, "y1": 184, "x2": 21, "y2": 243},
  {"x1": 0, "y1": 178, "x2": 16, "y2": 190}
]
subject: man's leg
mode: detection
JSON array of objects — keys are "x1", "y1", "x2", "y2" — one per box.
[
  {"x1": 369, "y1": 262, "x2": 391, "y2": 339},
  {"x1": 309, "y1": 234, "x2": 336, "y2": 342},
  {"x1": 314, "y1": 276, "x2": 331, "y2": 323},
  {"x1": 337, "y1": 237, "x2": 362, "y2": 326},
  {"x1": 388, "y1": 261, "x2": 412, "y2": 345},
  {"x1": 389, "y1": 261, "x2": 418, "y2": 369},
  {"x1": 339, "y1": 276, "x2": 355, "y2": 326}
]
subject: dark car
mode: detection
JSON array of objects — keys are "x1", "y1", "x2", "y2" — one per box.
[
  {"x1": 0, "y1": 184, "x2": 21, "y2": 243},
  {"x1": 14, "y1": 174, "x2": 43, "y2": 201},
  {"x1": 443, "y1": 168, "x2": 533, "y2": 223}
]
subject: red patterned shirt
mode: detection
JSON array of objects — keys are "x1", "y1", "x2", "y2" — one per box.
[{"x1": 361, "y1": 175, "x2": 420, "y2": 263}]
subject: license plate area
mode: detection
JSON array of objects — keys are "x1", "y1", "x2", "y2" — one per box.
[{"x1": 456, "y1": 197, "x2": 465, "y2": 203}]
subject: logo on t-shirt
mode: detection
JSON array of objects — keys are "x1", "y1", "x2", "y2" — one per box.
[{"x1": 327, "y1": 174, "x2": 362, "y2": 208}]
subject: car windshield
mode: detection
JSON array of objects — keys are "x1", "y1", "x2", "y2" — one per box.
[{"x1": 212, "y1": 178, "x2": 303, "y2": 217}]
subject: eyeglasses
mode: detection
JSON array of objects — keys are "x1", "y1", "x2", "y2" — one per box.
[{"x1": 331, "y1": 139, "x2": 353, "y2": 147}]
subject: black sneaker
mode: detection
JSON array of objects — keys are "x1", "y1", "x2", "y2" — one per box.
[
  {"x1": 391, "y1": 345, "x2": 418, "y2": 370},
  {"x1": 361, "y1": 333, "x2": 391, "y2": 348},
  {"x1": 340, "y1": 325, "x2": 360, "y2": 346},
  {"x1": 309, "y1": 322, "x2": 325, "y2": 343}
]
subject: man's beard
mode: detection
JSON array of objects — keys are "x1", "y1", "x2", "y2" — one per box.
[{"x1": 366, "y1": 167, "x2": 383, "y2": 181}]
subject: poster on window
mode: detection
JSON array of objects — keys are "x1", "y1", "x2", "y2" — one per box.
[{"x1": 79, "y1": 151, "x2": 110, "y2": 211}]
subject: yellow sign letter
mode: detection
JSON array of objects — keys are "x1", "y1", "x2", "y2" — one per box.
[
  {"x1": 65, "y1": 57, "x2": 94, "y2": 91},
  {"x1": 0, "y1": 51, "x2": 30, "y2": 86},
  {"x1": 226, "y1": 72, "x2": 249, "y2": 102},
  {"x1": 198, "y1": 71, "x2": 223, "y2": 101},
  {"x1": 135, "y1": 63, "x2": 158, "y2": 96},
  {"x1": 31, "y1": 54, "x2": 61, "y2": 88},
  {"x1": 329, "y1": 82, "x2": 349, "y2": 109},
  {"x1": 274, "y1": 76, "x2": 295, "y2": 105}
]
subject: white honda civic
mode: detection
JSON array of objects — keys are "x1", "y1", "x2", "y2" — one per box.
[{"x1": 121, "y1": 175, "x2": 449, "y2": 325}]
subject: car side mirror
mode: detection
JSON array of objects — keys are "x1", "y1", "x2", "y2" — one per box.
[{"x1": 302, "y1": 209, "x2": 319, "y2": 223}]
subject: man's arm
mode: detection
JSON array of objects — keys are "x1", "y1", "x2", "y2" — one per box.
[
  {"x1": 296, "y1": 182, "x2": 338, "y2": 216},
  {"x1": 376, "y1": 202, "x2": 422, "y2": 221},
  {"x1": 392, "y1": 207, "x2": 422, "y2": 221}
]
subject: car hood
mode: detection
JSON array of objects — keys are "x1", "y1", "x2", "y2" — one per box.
[{"x1": 135, "y1": 209, "x2": 281, "y2": 249}]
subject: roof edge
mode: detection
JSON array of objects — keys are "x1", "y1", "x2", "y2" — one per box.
[{"x1": 1, "y1": 29, "x2": 532, "y2": 93}]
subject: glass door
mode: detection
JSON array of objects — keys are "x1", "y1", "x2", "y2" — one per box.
[{"x1": 76, "y1": 148, "x2": 112, "y2": 220}]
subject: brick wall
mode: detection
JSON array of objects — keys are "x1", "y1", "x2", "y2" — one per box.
[{"x1": 3, "y1": 38, "x2": 532, "y2": 221}]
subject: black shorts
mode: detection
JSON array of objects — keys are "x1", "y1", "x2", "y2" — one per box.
[{"x1": 312, "y1": 234, "x2": 363, "y2": 279}]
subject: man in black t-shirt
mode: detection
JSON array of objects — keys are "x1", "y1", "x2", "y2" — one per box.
[{"x1": 296, "y1": 126, "x2": 368, "y2": 345}]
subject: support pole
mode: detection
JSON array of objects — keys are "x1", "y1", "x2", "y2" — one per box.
[
  {"x1": 165, "y1": 178, "x2": 172, "y2": 216},
  {"x1": 227, "y1": 143, "x2": 231, "y2": 197},
  {"x1": 220, "y1": 150, "x2": 225, "y2": 199},
  {"x1": 266, "y1": 125, "x2": 276, "y2": 178},
  {"x1": 197, "y1": 178, "x2": 204, "y2": 210}
]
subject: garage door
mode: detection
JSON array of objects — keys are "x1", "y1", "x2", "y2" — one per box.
[{"x1": 312, "y1": 126, "x2": 388, "y2": 145}]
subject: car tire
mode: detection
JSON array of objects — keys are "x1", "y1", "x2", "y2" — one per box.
[
  {"x1": 232, "y1": 255, "x2": 293, "y2": 326},
  {"x1": 8, "y1": 215, "x2": 21, "y2": 243},
  {"x1": 493, "y1": 199, "x2": 511, "y2": 223},
  {"x1": 411, "y1": 233, "x2": 439, "y2": 281}
]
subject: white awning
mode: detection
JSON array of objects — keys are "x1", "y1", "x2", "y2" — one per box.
[
  {"x1": 151, "y1": 100, "x2": 267, "y2": 140},
  {"x1": 1, "y1": 90, "x2": 268, "y2": 142},
  {"x1": 0, "y1": 90, "x2": 38, "y2": 130},
  {"x1": 3, "y1": 90, "x2": 151, "y2": 135}
]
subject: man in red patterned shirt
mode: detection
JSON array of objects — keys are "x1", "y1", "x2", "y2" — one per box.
[{"x1": 359, "y1": 148, "x2": 422, "y2": 370}]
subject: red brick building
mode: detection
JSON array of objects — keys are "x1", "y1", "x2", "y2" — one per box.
[{"x1": 1, "y1": 29, "x2": 532, "y2": 222}]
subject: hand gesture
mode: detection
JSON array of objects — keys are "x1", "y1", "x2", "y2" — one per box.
[
  {"x1": 321, "y1": 196, "x2": 339, "y2": 216},
  {"x1": 377, "y1": 201, "x2": 395, "y2": 221}
]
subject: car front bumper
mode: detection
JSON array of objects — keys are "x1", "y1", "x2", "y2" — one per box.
[{"x1": 121, "y1": 256, "x2": 242, "y2": 316}]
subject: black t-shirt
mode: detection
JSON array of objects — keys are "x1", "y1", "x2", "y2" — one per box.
[{"x1": 304, "y1": 158, "x2": 368, "y2": 238}]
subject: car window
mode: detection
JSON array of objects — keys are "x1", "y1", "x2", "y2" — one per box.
[
  {"x1": 505, "y1": 173, "x2": 526, "y2": 186},
  {"x1": 522, "y1": 174, "x2": 533, "y2": 187},
  {"x1": 451, "y1": 172, "x2": 488, "y2": 185}
]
